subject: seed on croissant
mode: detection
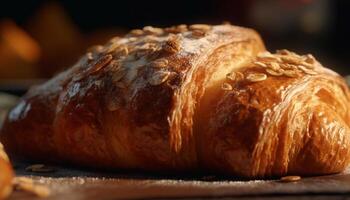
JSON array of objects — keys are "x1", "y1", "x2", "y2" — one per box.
[
  {"x1": 107, "y1": 60, "x2": 121, "y2": 70},
  {"x1": 89, "y1": 54, "x2": 113, "y2": 74},
  {"x1": 283, "y1": 70, "x2": 298, "y2": 78},
  {"x1": 151, "y1": 58, "x2": 169, "y2": 68},
  {"x1": 265, "y1": 69, "x2": 283, "y2": 76},
  {"x1": 108, "y1": 36, "x2": 120, "y2": 43},
  {"x1": 87, "y1": 45, "x2": 104, "y2": 54},
  {"x1": 235, "y1": 72, "x2": 244, "y2": 80},
  {"x1": 280, "y1": 175, "x2": 301, "y2": 182},
  {"x1": 149, "y1": 71, "x2": 171, "y2": 85},
  {"x1": 281, "y1": 56, "x2": 302, "y2": 65},
  {"x1": 301, "y1": 62, "x2": 315, "y2": 69},
  {"x1": 254, "y1": 61, "x2": 267, "y2": 68},
  {"x1": 129, "y1": 29, "x2": 144, "y2": 36},
  {"x1": 276, "y1": 49, "x2": 292, "y2": 55},
  {"x1": 246, "y1": 73, "x2": 267, "y2": 82},
  {"x1": 189, "y1": 24, "x2": 211, "y2": 31},
  {"x1": 304, "y1": 54, "x2": 316, "y2": 65},
  {"x1": 86, "y1": 52, "x2": 94, "y2": 61},
  {"x1": 192, "y1": 30, "x2": 207, "y2": 38},
  {"x1": 165, "y1": 24, "x2": 188, "y2": 33},
  {"x1": 163, "y1": 37, "x2": 180, "y2": 54},
  {"x1": 189, "y1": 24, "x2": 211, "y2": 38},
  {"x1": 114, "y1": 46, "x2": 129, "y2": 58},
  {"x1": 226, "y1": 72, "x2": 236, "y2": 81},
  {"x1": 267, "y1": 62, "x2": 281, "y2": 71},
  {"x1": 106, "y1": 42, "x2": 120, "y2": 53},
  {"x1": 143, "y1": 26, "x2": 163, "y2": 35},
  {"x1": 258, "y1": 51, "x2": 272, "y2": 58},
  {"x1": 135, "y1": 49, "x2": 151, "y2": 59},
  {"x1": 257, "y1": 51, "x2": 281, "y2": 62},
  {"x1": 177, "y1": 24, "x2": 188, "y2": 32},
  {"x1": 298, "y1": 65, "x2": 317, "y2": 75},
  {"x1": 222, "y1": 83, "x2": 233, "y2": 91},
  {"x1": 280, "y1": 63, "x2": 297, "y2": 70}
]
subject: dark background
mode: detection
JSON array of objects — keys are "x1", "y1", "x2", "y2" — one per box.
[{"x1": 0, "y1": 0, "x2": 349, "y2": 84}]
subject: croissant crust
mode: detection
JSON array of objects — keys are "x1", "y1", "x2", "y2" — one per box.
[{"x1": 1, "y1": 24, "x2": 350, "y2": 178}]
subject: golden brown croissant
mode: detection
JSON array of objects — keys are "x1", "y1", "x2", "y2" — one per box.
[
  {"x1": 1, "y1": 24, "x2": 350, "y2": 178},
  {"x1": 0, "y1": 143, "x2": 13, "y2": 199}
]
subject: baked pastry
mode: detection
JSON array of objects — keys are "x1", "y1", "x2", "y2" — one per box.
[
  {"x1": 1, "y1": 24, "x2": 350, "y2": 178},
  {"x1": 0, "y1": 143, "x2": 13, "y2": 199}
]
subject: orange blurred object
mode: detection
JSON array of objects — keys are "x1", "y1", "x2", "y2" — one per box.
[
  {"x1": 0, "y1": 20, "x2": 41, "y2": 79},
  {"x1": 1, "y1": 21, "x2": 40, "y2": 63},
  {"x1": 27, "y1": 2, "x2": 84, "y2": 77},
  {"x1": 0, "y1": 2, "x2": 127, "y2": 80}
]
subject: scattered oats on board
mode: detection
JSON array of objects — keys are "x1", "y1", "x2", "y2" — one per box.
[
  {"x1": 25, "y1": 164, "x2": 56, "y2": 173},
  {"x1": 280, "y1": 176, "x2": 301, "y2": 182},
  {"x1": 14, "y1": 177, "x2": 51, "y2": 198}
]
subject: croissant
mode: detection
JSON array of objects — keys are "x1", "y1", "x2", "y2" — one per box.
[
  {"x1": 1, "y1": 24, "x2": 350, "y2": 178},
  {"x1": 0, "y1": 143, "x2": 13, "y2": 199}
]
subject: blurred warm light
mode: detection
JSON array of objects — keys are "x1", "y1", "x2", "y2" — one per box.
[
  {"x1": 250, "y1": 0, "x2": 330, "y2": 35},
  {"x1": 0, "y1": 20, "x2": 40, "y2": 63},
  {"x1": 0, "y1": 2, "x2": 124, "y2": 80},
  {"x1": 27, "y1": 2, "x2": 84, "y2": 77},
  {"x1": 0, "y1": 20, "x2": 40, "y2": 79}
]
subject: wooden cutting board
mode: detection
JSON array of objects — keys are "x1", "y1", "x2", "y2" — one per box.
[{"x1": 7, "y1": 161, "x2": 350, "y2": 200}]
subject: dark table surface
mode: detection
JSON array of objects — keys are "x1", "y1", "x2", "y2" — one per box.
[{"x1": 8, "y1": 162, "x2": 350, "y2": 200}]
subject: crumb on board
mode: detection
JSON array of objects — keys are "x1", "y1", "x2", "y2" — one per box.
[
  {"x1": 25, "y1": 164, "x2": 56, "y2": 173},
  {"x1": 280, "y1": 176, "x2": 301, "y2": 182},
  {"x1": 13, "y1": 177, "x2": 51, "y2": 198}
]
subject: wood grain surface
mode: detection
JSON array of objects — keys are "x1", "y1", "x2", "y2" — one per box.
[{"x1": 7, "y1": 161, "x2": 350, "y2": 200}]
